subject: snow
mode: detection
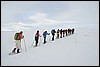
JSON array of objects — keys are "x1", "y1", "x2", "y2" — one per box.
[{"x1": 1, "y1": 27, "x2": 99, "y2": 66}]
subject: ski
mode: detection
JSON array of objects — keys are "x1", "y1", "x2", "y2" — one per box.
[
  {"x1": 8, "y1": 51, "x2": 22, "y2": 55},
  {"x1": 33, "y1": 45, "x2": 38, "y2": 47}
]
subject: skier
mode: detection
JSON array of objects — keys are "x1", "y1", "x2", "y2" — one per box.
[
  {"x1": 68, "y1": 28, "x2": 71, "y2": 35},
  {"x1": 12, "y1": 31, "x2": 24, "y2": 54},
  {"x1": 43, "y1": 31, "x2": 50, "y2": 44},
  {"x1": 63, "y1": 29, "x2": 65, "y2": 37},
  {"x1": 65, "y1": 29, "x2": 68, "y2": 36},
  {"x1": 72, "y1": 28, "x2": 75, "y2": 34},
  {"x1": 60, "y1": 29, "x2": 63, "y2": 38},
  {"x1": 51, "y1": 29, "x2": 56, "y2": 41},
  {"x1": 56, "y1": 29, "x2": 60, "y2": 39},
  {"x1": 35, "y1": 30, "x2": 41, "y2": 47}
]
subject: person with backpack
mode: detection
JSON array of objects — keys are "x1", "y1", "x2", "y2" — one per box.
[
  {"x1": 12, "y1": 31, "x2": 24, "y2": 53},
  {"x1": 60, "y1": 29, "x2": 63, "y2": 38},
  {"x1": 68, "y1": 28, "x2": 71, "y2": 35},
  {"x1": 56, "y1": 29, "x2": 60, "y2": 39},
  {"x1": 35, "y1": 30, "x2": 41, "y2": 47},
  {"x1": 51, "y1": 29, "x2": 56, "y2": 41},
  {"x1": 43, "y1": 31, "x2": 50, "y2": 44},
  {"x1": 65, "y1": 29, "x2": 68, "y2": 36},
  {"x1": 63, "y1": 29, "x2": 65, "y2": 37},
  {"x1": 72, "y1": 28, "x2": 75, "y2": 34}
]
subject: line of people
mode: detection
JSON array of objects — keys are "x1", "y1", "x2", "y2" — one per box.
[
  {"x1": 52, "y1": 28, "x2": 75, "y2": 40},
  {"x1": 11, "y1": 28, "x2": 75, "y2": 54},
  {"x1": 34, "y1": 28, "x2": 75, "y2": 47}
]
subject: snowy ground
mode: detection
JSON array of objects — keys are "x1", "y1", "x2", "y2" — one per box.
[{"x1": 1, "y1": 28, "x2": 99, "y2": 66}]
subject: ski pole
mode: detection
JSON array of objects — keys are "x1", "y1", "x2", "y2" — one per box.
[{"x1": 23, "y1": 38, "x2": 27, "y2": 52}]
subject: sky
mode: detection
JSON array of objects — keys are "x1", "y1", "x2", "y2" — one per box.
[{"x1": 1, "y1": 1, "x2": 99, "y2": 31}]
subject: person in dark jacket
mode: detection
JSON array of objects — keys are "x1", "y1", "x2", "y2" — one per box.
[
  {"x1": 56, "y1": 29, "x2": 60, "y2": 39},
  {"x1": 51, "y1": 29, "x2": 56, "y2": 41},
  {"x1": 60, "y1": 29, "x2": 63, "y2": 38},
  {"x1": 63, "y1": 29, "x2": 65, "y2": 37},
  {"x1": 35, "y1": 30, "x2": 41, "y2": 47},
  {"x1": 72, "y1": 28, "x2": 75, "y2": 34},
  {"x1": 43, "y1": 31, "x2": 50, "y2": 44},
  {"x1": 68, "y1": 28, "x2": 71, "y2": 35},
  {"x1": 65, "y1": 29, "x2": 68, "y2": 36}
]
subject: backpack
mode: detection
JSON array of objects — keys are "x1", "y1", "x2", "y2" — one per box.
[
  {"x1": 51, "y1": 30, "x2": 54, "y2": 34},
  {"x1": 14, "y1": 33, "x2": 20, "y2": 40},
  {"x1": 51, "y1": 29, "x2": 56, "y2": 34}
]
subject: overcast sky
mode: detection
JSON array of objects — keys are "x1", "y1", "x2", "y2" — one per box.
[{"x1": 1, "y1": 1, "x2": 99, "y2": 31}]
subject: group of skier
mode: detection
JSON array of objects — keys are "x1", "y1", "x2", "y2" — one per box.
[
  {"x1": 10, "y1": 28, "x2": 75, "y2": 54},
  {"x1": 52, "y1": 28, "x2": 75, "y2": 40}
]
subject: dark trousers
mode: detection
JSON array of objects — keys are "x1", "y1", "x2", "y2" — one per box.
[
  {"x1": 60, "y1": 34, "x2": 62, "y2": 38},
  {"x1": 44, "y1": 37, "x2": 46, "y2": 44},
  {"x1": 52, "y1": 35, "x2": 55, "y2": 41},
  {"x1": 72, "y1": 31, "x2": 74, "y2": 34},
  {"x1": 35, "y1": 40, "x2": 38, "y2": 46},
  {"x1": 35, "y1": 37, "x2": 39, "y2": 46}
]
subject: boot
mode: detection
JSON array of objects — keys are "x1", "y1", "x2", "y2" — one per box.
[
  {"x1": 17, "y1": 49, "x2": 20, "y2": 53},
  {"x1": 12, "y1": 48, "x2": 16, "y2": 53}
]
